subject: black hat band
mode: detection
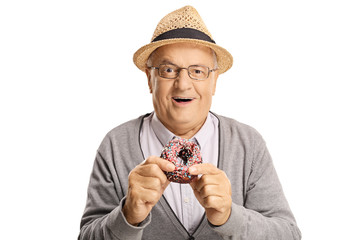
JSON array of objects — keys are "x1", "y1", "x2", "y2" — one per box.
[{"x1": 152, "y1": 28, "x2": 216, "y2": 44}]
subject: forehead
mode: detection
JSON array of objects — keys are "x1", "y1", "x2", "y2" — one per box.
[{"x1": 150, "y1": 43, "x2": 214, "y2": 65}]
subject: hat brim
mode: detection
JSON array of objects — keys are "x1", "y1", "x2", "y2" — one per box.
[{"x1": 133, "y1": 38, "x2": 233, "y2": 74}]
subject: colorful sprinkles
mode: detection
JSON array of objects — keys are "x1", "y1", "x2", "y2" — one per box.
[{"x1": 160, "y1": 138, "x2": 202, "y2": 183}]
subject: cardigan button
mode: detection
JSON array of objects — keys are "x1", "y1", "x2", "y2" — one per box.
[{"x1": 188, "y1": 237, "x2": 195, "y2": 240}]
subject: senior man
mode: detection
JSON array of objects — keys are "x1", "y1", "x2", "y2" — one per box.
[{"x1": 79, "y1": 6, "x2": 301, "y2": 240}]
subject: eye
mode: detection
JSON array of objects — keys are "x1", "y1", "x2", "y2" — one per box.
[
  {"x1": 194, "y1": 69, "x2": 203, "y2": 75},
  {"x1": 189, "y1": 66, "x2": 207, "y2": 78},
  {"x1": 165, "y1": 67, "x2": 174, "y2": 73},
  {"x1": 158, "y1": 64, "x2": 178, "y2": 78},
  {"x1": 160, "y1": 64, "x2": 177, "y2": 73}
]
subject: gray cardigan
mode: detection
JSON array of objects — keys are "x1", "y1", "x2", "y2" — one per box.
[{"x1": 79, "y1": 113, "x2": 301, "y2": 240}]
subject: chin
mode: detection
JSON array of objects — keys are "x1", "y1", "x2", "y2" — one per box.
[{"x1": 171, "y1": 111, "x2": 205, "y2": 125}]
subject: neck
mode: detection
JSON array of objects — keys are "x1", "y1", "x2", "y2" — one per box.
[{"x1": 160, "y1": 118, "x2": 206, "y2": 140}]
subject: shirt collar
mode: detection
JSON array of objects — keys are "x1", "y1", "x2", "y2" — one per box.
[
  {"x1": 151, "y1": 113, "x2": 175, "y2": 147},
  {"x1": 151, "y1": 112, "x2": 213, "y2": 150}
]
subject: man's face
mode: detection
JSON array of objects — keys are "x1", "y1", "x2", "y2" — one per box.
[{"x1": 146, "y1": 43, "x2": 219, "y2": 136}]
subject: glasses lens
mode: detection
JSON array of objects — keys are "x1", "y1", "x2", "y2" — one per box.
[
  {"x1": 159, "y1": 64, "x2": 178, "y2": 79},
  {"x1": 188, "y1": 66, "x2": 208, "y2": 80}
]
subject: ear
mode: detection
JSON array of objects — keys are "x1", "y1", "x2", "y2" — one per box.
[
  {"x1": 211, "y1": 71, "x2": 219, "y2": 95},
  {"x1": 145, "y1": 68, "x2": 153, "y2": 93}
]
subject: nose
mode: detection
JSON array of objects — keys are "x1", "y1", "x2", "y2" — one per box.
[{"x1": 174, "y1": 68, "x2": 192, "y2": 90}]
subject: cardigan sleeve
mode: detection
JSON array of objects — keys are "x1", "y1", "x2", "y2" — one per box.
[
  {"x1": 210, "y1": 139, "x2": 302, "y2": 239},
  {"x1": 78, "y1": 151, "x2": 151, "y2": 240}
]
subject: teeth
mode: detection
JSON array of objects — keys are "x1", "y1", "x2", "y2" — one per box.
[{"x1": 173, "y1": 97, "x2": 193, "y2": 100}]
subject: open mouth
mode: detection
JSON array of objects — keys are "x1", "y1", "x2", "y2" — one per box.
[{"x1": 172, "y1": 97, "x2": 194, "y2": 103}]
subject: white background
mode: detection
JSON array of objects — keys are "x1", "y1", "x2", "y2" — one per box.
[{"x1": 1, "y1": 0, "x2": 359, "y2": 239}]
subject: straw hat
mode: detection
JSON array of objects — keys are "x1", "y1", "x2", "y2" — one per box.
[{"x1": 133, "y1": 5, "x2": 233, "y2": 74}]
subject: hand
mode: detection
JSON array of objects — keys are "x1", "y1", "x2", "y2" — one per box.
[
  {"x1": 189, "y1": 163, "x2": 232, "y2": 226},
  {"x1": 122, "y1": 156, "x2": 175, "y2": 225}
]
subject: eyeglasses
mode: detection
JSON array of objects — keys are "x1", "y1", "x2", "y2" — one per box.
[{"x1": 149, "y1": 64, "x2": 217, "y2": 81}]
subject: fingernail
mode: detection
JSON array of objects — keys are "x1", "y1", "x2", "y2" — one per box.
[
  {"x1": 167, "y1": 163, "x2": 175, "y2": 171},
  {"x1": 189, "y1": 166, "x2": 198, "y2": 175}
]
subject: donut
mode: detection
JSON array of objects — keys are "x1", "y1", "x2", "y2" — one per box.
[{"x1": 160, "y1": 138, "x2": 202, "y2": 183}]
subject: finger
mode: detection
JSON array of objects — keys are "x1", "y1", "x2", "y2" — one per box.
[
  {"x1": 130, "y1": 187, "x2": 162, "y2": 206},
  {"x1": 202, "y1": 195, "x2": 225, "y2": 209},
  {"x1": 189, "y1": 163, "x2": 220, "y2": 175},
  {"x1": 137, "y1": 164, "x2": 168, "y2": 180},
  {"x1": 162, "y1": 179, "x2": 171, "y2": 191},
  {"x1": 145, "y1": 156, "x2": 176, "y2": 172},
  {"x1": 191, "y1": 190, "x2": 223, "y2": 210},
  {"x1": 191, "y1": 174, "x2": 223, "y2": 192},
  {"x1": 132, "y1": 176, "x2": 164, "y2": 191},
  {"x1": 198, "y1": 185, "x2": 223, "y2": 199},
  {"x1": 130, "y1": 165, "x2": 168, "y2": 187},
  {"x1": 136, "y1": 168, "x2": 169, "y2": 186},
  {"x1": 191, "y1": 186, "x2": 229, "y2": 212},
  {"x1": 189, "y1": 177, "x2": 199, "y2": 190},
  {"x1": 190, "y1": 184, "x2": 204, "y2": 206}
]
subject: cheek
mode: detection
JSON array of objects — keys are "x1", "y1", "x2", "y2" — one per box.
[
  {"x1": 198, "y1": 83, "x2": 215, "y2": 102},
  {"x1": 203, "y1": 92, "x2": 213, "y2": 108},
  {"x1": 152, "y1": 80, "x2": 172, "y2": 105}
]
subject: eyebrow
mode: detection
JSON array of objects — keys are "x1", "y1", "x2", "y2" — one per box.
[
  {"x1": 157, "y1": 59, "x2": 210, "y2": 68},
  {"x1": 158, "y1": 59, "x2": 179, "y2": 67},
  {"x1": 158, "y1": 60, "x2": 207, "y2": 68}
]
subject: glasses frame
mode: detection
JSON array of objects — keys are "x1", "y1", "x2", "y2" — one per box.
[{"x1": 149, "y1": 64, "x2": 217, "y2": 81}]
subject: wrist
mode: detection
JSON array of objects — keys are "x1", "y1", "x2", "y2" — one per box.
[
  {"x1": 122, "y1": 200, "x2": 141, "y2": 226},
  {"x1": 207, "y1": 207, "x2": 231, "y2": 226}
]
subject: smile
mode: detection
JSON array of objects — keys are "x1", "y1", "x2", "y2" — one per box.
[{"x1": 172, "y1": 97, "x2": 194, "y2": 104}]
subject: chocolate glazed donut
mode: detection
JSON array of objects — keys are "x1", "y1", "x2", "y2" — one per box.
[{"x1": 160, "y1": 138, "x2": 202, "y2": 183}]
